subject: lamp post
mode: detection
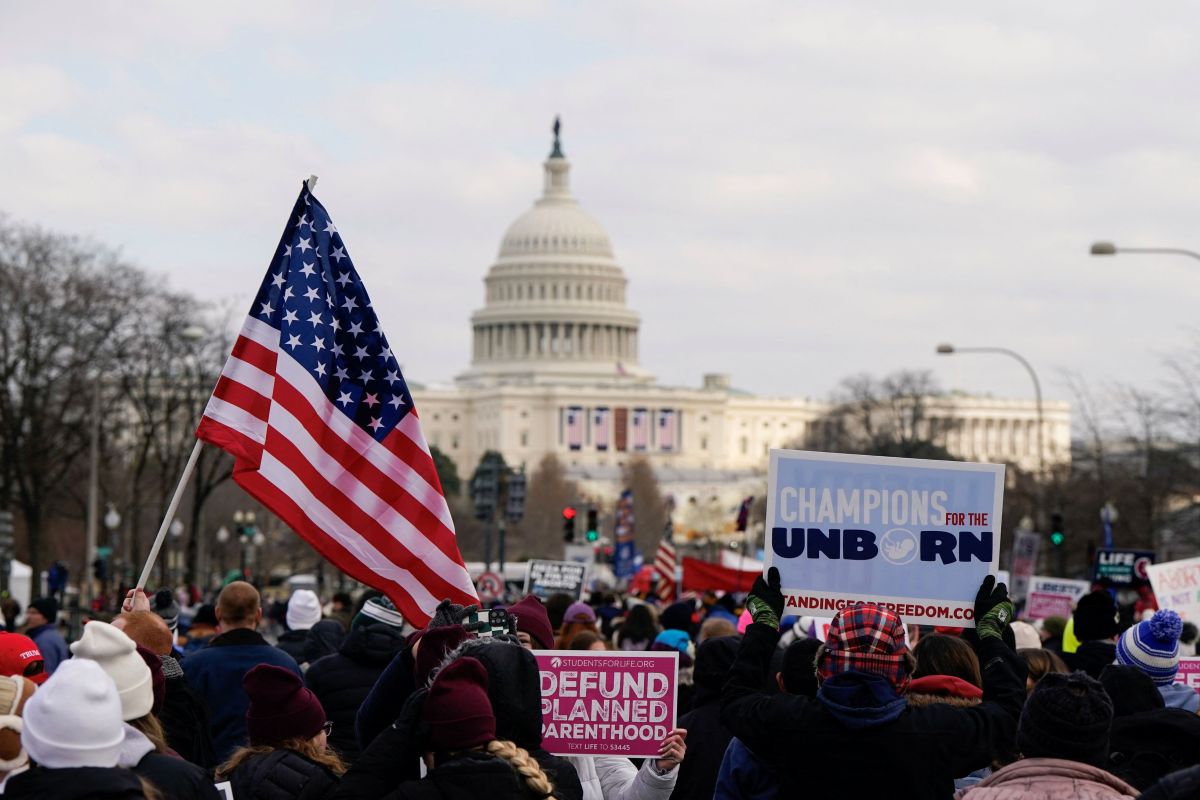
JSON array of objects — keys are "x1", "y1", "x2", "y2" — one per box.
[
  {"x1": 233, "y1": 510, "x2": 259, "y2": 579},
  {"x1": 215, "y1": 525, "x2": 230, "y2": 586},
  {"x1": 1089, "y1": 242, "x2": 1200, "y2": 262}
]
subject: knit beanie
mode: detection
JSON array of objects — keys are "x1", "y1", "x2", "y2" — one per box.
[
  {"x1": 415, "y1": 626, "x2": 472, "y2": 685},
  {"x1": 817, "y1": 603, "x2": 911, "y2": 691},
  {"x1": 660, "y1": 601, "x2": 694, "y2": 633},
  {"x1": 151, "y1": 589, "x2": 180, "y2": 634},
  {"x1": 563, "y1": 601, "x2": 596, "y2": 624},
  {"x1": 28, "y1": 597, "x2": 57, "y2": 624},
  {"x1": 354, "y1": 596, "x2": 405, "y2": 630},
  {"x1": 21, "y1": 659, "x2": 124, "y2": 768},
  {"x1": 1018, "y1": 671, "x2": 1113, "y2": 767},
  {"x1": 0, "y1": 633, "x2": 47, "y2": 685},
  {"x1": 1010, "y1": 621, "x2": 1042, "y2": 650},
  {"x1": 422, "y1": 657, "x2": 495, "y2": 752},
  {"x1": 1116, "y1": 609, "x2": 1183, "y2": 685},
  {"x1": 69, "y1": 621, "x2": 153, "y2": 721},
  {"x1": 1099, "y1": 664, "x2": 1165, "y2": 718},
  {"x1": 0, "y1": 675, "x2": 36, "y2": 771},
  {"x1": 286, "y1": 590, "x2": 322, "y2": 632},
  {"x1": 244, "y1": 664, "x2": 326, "y2": 747},
  {"x1": 192, "y1": 603, "x2": 218, "y2": 628},
  {"x1": 1074, "y1": 591, "x2": 1121, "y2": 642},
  {"x1": 652, "y1": 629, "x2": 694, "y2": 667},
  {"x1": 507, "y1": 595, "x2": 555, "y2": 650},
  {"x1": 135, "y1": 645, "x2": 166, "y2": 717}
]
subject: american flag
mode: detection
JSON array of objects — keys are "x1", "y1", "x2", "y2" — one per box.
[
  {"x1": 631, "y1": 408, "x2": 649, "y2": 450},
  {"x1": 657, "y1": 409, "x2": 677, "y2": 451},
  {"x1": 195, "y1": 184, "x2": 478, "y2": 625},
  {"x1": 565, "y1": 407, "x2": 584, "y2": 450},
  {"x1": 654, "y1": 524, "x2": 677, "y2": 603},
  {"x1": 593, "y1": 407, "x2": 610, "y2": 451}
]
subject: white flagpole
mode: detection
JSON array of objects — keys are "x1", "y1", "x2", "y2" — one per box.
[{"x1": 137, "y1": 439, "x2": 204, "y2": 590}]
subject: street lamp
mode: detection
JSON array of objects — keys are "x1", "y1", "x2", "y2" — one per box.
[{"x1": 1089, "y1": 241, "x2": 1200, "y2": 262}]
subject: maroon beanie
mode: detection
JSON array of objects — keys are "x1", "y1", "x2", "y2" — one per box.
[
  {"x1": 243, "y1": 664, "x2": 326, "y2": 746},
  {"x1": 508, "y1": 595, "x2": 555, "y2": 650},
  {"x1": 415, "y1": 625, "x2": 471, "y2": 685},
  {"x1": 422, "y1": 657, "x2": 495, "y2": 752},
  {"x1": 135, "y1": 645, "x2": 166, "y2": 716}
]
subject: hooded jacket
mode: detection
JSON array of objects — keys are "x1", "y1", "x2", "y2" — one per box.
[
  {"x1": 117, "y1": 723, "x2": 220, "y2": 800},
  {"x1": 567, "y1": 756, "x2": 675, "y2": 800},
  {"x1": 226, "y1": 748, "x2": 340, "y2": 800},
  {"x1": 1061, "y1": 640, "x2": 1117, "y2": 680},
  {"x1": 306, "y1": 621, "x2": 406, "y2": 763},
  {"x1": 276, "y1": 629, "x2": 309, "y2": 665},
  {"x1": 4, "y1": 765, "x2": 149, "y2": 799},
  {"x1": 953, "y1": 758, "x2": 1138, "y2": 799},
  {"x1": 383, "y1": 752, "x2": 548, "y2": 800},
  {"x1": 304, "y1": 620, "x2": 347, "y2": 665},
  {"x1": 1158, "y1": 682, "x2": 1200, "y2": 713},
  {"x1": 1107, "y1": 707, "x2": 1200, "y2": 790},
  {"x1": 721, "y1": 622, "x2": 1025, "y2": 800}
]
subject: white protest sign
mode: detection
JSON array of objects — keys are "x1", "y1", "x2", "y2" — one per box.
[
  {"x1": 525, "y1": 559, "x2": 588, "y2": 600},
  {"x1": 1025, "y1": 576, "x2": 1090, "y2": 620},
  {"x1": 1147, "y1": 556, "x2": 1200, "y2": 622},
  {"x1": 766, "y1": 449, "x2": 1004, "y2": 627}
]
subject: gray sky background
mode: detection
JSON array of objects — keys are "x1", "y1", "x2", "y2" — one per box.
[{"x1": 3, "y1": 2, "x2": 1198, "y2": 411}]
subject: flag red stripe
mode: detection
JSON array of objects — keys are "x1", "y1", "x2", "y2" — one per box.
[
  {"x1": 379, "y1": 423, "x2": 444, "y2": 497},
  {"x1": 212, "y1": 376, "x2": 271, "y2": 420},
  {"x1": 231, "y1": 335, "x2": 277, "y2": 374},
  {"x1": 196, "y1": 417, "x2": 262, "y2": 465}
]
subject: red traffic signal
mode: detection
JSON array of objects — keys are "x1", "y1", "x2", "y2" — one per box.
[{"x1": 562, "y1": 506, "x2": 577, "y2": 520}]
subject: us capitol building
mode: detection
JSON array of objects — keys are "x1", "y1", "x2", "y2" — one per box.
[{"x1": 413, "y1": 124, "x2": 1070, "y2": 506}]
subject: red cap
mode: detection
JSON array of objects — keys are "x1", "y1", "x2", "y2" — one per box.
[
  {"x1": 422, "y1": 657, "x2": 495, "y2": 752},
  {"x1": 0, "y1": 633, "x2": 47, "y2": 685}
]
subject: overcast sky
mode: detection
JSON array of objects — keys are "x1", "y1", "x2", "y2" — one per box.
[{"x1": 3, "y1": 2, "x2": 1198, "y2": 411}]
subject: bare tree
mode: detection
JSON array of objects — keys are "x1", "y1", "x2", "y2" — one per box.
[
  {"x1": 623, "y1": 457, "x2": 668, "y2": 558},
  {"x1": 516, "y1": 453, "x2": 578, "y2": 560}
]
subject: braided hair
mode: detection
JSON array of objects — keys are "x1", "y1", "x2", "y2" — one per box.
[{"x1": 486, "y1": 739, "x2": 556, "y2": 800}]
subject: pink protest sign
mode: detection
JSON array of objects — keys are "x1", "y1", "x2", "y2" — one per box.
[
  {"x1": 1026, "y1": 592, "x2": 1074, "y2": 621},
  {"x1": 536, "y1": 650, "x2": 679, "y2": 758},
  {"x1": 1175, "y1": 657, "x2": 1200, "y2": 694}
]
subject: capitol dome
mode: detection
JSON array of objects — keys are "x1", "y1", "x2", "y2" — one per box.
[{"x1": 459, "y1": 121, "x2": 652, "y2": 387}]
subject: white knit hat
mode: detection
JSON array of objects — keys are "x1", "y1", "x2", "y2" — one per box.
[
  {"x1": 1010, "y1": 620, "x2": 1042, "y2": 650},
  {"x1": 21, "y1": 659, "x2": 124, "y2": 768},
  {"x1": 286, "y1": 590, "x2": 322, "y2": 632},
  {"x1": 69, "y1": 621, "x2": 153, "y2": 721}
]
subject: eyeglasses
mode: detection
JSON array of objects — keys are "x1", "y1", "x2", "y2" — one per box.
[{"x1": 322, "y1": 721, "x2": 333, "y2": 736}]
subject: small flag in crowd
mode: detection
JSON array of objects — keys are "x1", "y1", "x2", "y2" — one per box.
[
  {"x1": 655, "y1": 500, "x2": 677, "y2": 603},
  {"x1": 196, "y1": 183, "x2": 478, "y2": 625}
]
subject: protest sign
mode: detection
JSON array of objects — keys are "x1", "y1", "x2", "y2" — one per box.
[
  {"x1": 1009, "y1": 529, "x2": 1040, "y2": 606},
  {"x1": 1148, "y1": 556, "x2": 1200, "y2": 622},
  {"x1": 1025, "y1": 576, "x2": 1090, "y2": 620},
  {"x1": 1094, "y1": 549, "x2": 1155, "y2": 588},
  {"x1": 765, "y1": 449, "x2": 1004, "y2": 627},
  {"x1": 1175, "y1": 657, "x2": 1200, "y2": 694},
  {"x1": 536, "y1": 650, "x2": 678, "y2": 757},
  {"x1": 525, "y1": 560, "x2": 588, "y2": 600}
]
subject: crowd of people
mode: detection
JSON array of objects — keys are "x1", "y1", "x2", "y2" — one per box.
[{"x1": 0, "y1": 573, "x2": 1198, "y2": 799}]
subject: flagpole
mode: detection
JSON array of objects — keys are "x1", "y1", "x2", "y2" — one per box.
[{"x1": 136, "y1": 439, "x2": 203, "y2": 590}]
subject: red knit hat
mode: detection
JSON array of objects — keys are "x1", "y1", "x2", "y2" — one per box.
[
  {"x1": 414, "y1": 626, "x2": 471, "y2": 685},
  {"x1": 422, "y1": 657, "x2": 495, "y2": 752},
  {"x1": 0, "y1": 633, "x2": 47, "y2": 685},
  {"x1": 817, "y1": 603, "x2": 911, "y2": 691},
  {"x1": 243, "y1": 665, "x2": 326, "y2": 747},
  {"x1": 508, "y1": 595, "x2": 555, "y2": 650}
]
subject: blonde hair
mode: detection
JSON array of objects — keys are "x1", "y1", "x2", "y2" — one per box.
[
  {"x1": 129, "y1": 714, "x2": 169, "y2": 754},
  {"x1": 486, "y1": 739, "x2": 555, "y2": 799},
  {"x1": 216, "y1": 737, "x2": 346, "y2": 780}
]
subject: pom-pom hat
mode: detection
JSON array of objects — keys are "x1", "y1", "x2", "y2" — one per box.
[{"x1": 1116, "y1": 609, "x2": 1184, "y2": 685}]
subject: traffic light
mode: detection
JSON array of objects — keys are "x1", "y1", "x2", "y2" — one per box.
[
  {"x1": 1050, "y1": 512, "x2": 1065, "y2": 547},
  {"x1": 562, "y1": 506, "x2": 577, "y2": 542},
  {"x1": 586, "y1": 508, "x2": 599, "y2": 542},
  {"x1": 472, "y1": 463, "x2": 498, "y2": 521},
  {"x1": 505, "y1": 470, "x2": 527, "y2": 523},
  {"x1": 92, "y1": 557, "x2": 107, "y2": 582}
]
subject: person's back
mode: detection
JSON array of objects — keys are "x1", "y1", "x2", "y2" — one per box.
[
  {"x1": 390, "y1": 751, "x2": 544, "y2": 800},
  {"x1": 23, "y1": 598, "x2": 68, "y2": 675},
  {"x1": 227, "y1": 747, "x2": 340, "y2": 800},
  {"x1": 185, "y1": 582, "x2": 301, "y2": 761}
]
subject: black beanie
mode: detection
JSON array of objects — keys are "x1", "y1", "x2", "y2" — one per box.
[
  {"x1": 1074, "y1": 591, "x2": 1120, "y2": 642},
  {"x1": 693, "y1": 635, "x2": 741, "y2": 692},
  {"x1": 1099, "y1": 664, "x2": 1165, "y2": 718},
  {"x1": 1018, "y1": 671, "x2": 1113, "y2": 767}
]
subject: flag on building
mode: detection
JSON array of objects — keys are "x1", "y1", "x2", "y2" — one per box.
[
  {"x1": 613, "y1": 489, "x2": 637, "y2": 579},
  {"x1": 195, "y1": 183, "x2": 478, "y2": 626},
  {"x1": 565, "y1": 406, "x2": 584, "y2": 450},
  {"x1": 593, "y1": 407, "x2": 611, "y2": 451},
  {"x1": 631, "y1": 408, "x2": 649, "y2": 451},
  {"x1": 657, "y1": 409, "x2": 678, "y2": 451}
]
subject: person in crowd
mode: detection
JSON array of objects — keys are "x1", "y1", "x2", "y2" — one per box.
[
  {"x1": 184, "y1": 604, "x2": 219, "y2": 654},
  {"x1": 1063, "y1": 591, "x2": 1122, "y2": 678},
  {"x1": 592, "y1": 592, "x2": 623, "y2": 639},
  {"x1": 22, "y1": 598, "x2": 67, "y2": 676},
  {"x1": 716, "y1": 636, "x2": 821, "y2": 800},
  {"x1": 508, "y1": 596, "x2": 557, "y2": 651},
  {"x1": 1114, "y1": 609, "x2": 1197, "y2": 712},
  {"x1": 660, "y1": 601, "x2": 697, "y2": 636},
  {"x1": 652, "y1": 630, "x2": 695, "y2": 714},
  {"x1": 557, "y1": 602, "x2": 598, "y2": 648},
  {"x1": 328, "y1": 592, "x2": 354, "y2": 632},
  {"x1": 150, "y1": 589, "x2": 182, "y2": 654},
  {"x1": 306, "y1": 595, "x2": 408, "y2": 764},
  {"x1": 115, "y1": 605, "x2": 217, "y2": 769},
  {"x1": 6, "y1": 659, "x2": 152, "y2": 799},
  {"x1": 277, "y1": 589, "x2": 324, "y2": 667},
  {"x1": 0, "y1": 595, "x2": 21, "y2": 633},
  {"x1": 216, "y1": 664, "x2": 344, "y2": 800},
  {"x1": 185, "y1": 581, "x2": 302, "y2": 762},
  {"x1": 0, "y1": 633, "x2": 47, "y2": 685},
  {"x1": 612, "y1": 605, "x2": 660, "y2": 651},
  {"x1": 1040, "y1": 616, "x2": 1067, "y2": 652},
  {"x1": 1011, "y1": 621, "x2": 1042, "y2": 650},
  {"x1": 1137, "y1": 763, "x2": 1200, "y2": 799},
  {"x1": 956, "y1": 671, "x2": 1138, "y2": 799},
  {"x1": 0, "y1": 674, "x2": 37, "y2": 790},
  {"x1": 70, "y1": 620, "x2": 218, "y2": 799},
  {"x1": 544, "y1": 593, "x2": 576, "y2": 633},
  {"x1": 1099, "y1": 664, "x2": 1200, "y2": 791},
  {"x1": 909, "y1": 634, "x2": 992, "y2": 789},
  {"x1": 567, "y1": 631, "x2": 608, "y2": 651},
  {"x1": 1019, "y1": 648, "x2": 1069, "y2": 693},
  {"x1": 722, "y1": 571, "x2": 1025, "y2": 799},
  {"x1": 1179, "y1": 622, "x2": 1199, "y2": 657},
  {"x1": 304, "y1": 619, "x2": 347, "y2": 665},
  {"x1": 699, "y1": 617, "x2": 737, "y2": 642}
]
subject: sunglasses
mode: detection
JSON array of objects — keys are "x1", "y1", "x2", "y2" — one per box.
[
  {"x1": 322, "y1": 721, "x2": 333, "y2": 736},
  {"x1": 23, "y1": 661, "x2": 44, "y2": 678}
]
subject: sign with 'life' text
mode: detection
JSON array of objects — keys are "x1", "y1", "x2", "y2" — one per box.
[
  {"x1": 1148, "y1": 556, "x2": 1200, "y2": 622},
  {"x1": 536, "y1": 650, "x2": 678, "y2": 757},
  {"x1": 766, "y1": 449, "x2": 1005, "y2": 627}
]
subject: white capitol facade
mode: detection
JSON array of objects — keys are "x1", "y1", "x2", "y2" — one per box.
[{"x1": 413, "y1": 126, "x2": 1070, "y2": 503}]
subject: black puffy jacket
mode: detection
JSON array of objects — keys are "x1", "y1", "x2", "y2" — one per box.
[
  {"x1": 386, "y1": 752, "x2": 549, "y2": 800},
  {"x1": 306, "y1": 621, "x2": 406, "y2": 763},
  {"x1": 227, "y1": 749, "x2": 340, "y2": 800},
  {"x1": 135, "y1": 751, "x2": 221, "y2": 800},
  {"x1": 276, "y1": 629, "x2": 309, "y2": 665},
  {"x1": 5, "y1": 766, "x2": 149, "y2": 799}
]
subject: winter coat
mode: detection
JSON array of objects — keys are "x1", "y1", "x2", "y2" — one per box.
[
  {"x1": 355, "y1": 639, "x2": 418, "y2": 752},
  {"x1": 184, "y1": 627, "x2": 302, "y2": 762},
  {"x1": 1158, "y1": 682, "x2": 1200, "y2": 713},
  {"x1": 306, "y1": 621, "x2": 406, "y2": 763},
  {"x1": 566, "y1": 755, "x2": 676, "y2": 800},
  {"x1": 1107, "y1": 707, "x2": 1200, "y2": 790},
  {"x1": 159, "y1": 655, "x2": 218, "y2": 770},
  {"x1": 906, "y1": 674, "x2": 992, "y2": 790},
  {"x1": 226, "y1": 748, "x2": 340, "y2": 800},
  {"x1": 383, "y1": 752, "x2": 548, "y2": 800},
  {"x1": 954, "y1": 758, "x2": 1138, "y2": 799},
  {"x1": 672, "y1": 636, "x2": 741, "y2": 800},
  {"x1": 4, "y1": 765, "x2": 149, "y2": 799},
  {"x1": 721, "y1": 623, "x2": 1026, "y2": 800},
  {"x1": 26, "y1": 623, "x2": 69, "y2": 675},
  {"x1": 1061, "y1": 641, "x2": 1117, "y2": 680},
  {"x1": 1137, "y1": 764, "x2": 1200, "y2": 800},
  {"x1": 276, "y1": 629, "x2": 310, "y2": 665},
  {"x1": 305, "y1": 620, "x2": 347, "y2": 665},
  {"x1": 117, "y1": 723, "x2": 220, "y2": 800},
  {"x1": 714, "y1": 737, "x2": 778, "y2": 800}
]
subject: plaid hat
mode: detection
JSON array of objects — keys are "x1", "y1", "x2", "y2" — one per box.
[
  {"x1": 1116, "y1": 609, "x2": 1183, "y2": 685},
  {"x1": 817, "y1": 604, "x2": 910, "y2": 691},
  {"x1": 1019, "y1": 671, "x2": 1113, "y2": 767}
]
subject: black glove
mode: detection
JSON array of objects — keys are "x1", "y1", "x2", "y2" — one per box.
[
  {"x1": 429, "y1": 599, "x2": 479, "y2": 629},
  {"x1": 974, "y1": 575, "x2": 1007, "y2": 621},
  {"x1": 746, "y1": 567, "x2": 784, "y2": 629},
  {"x1": 973, "y1": 575, "x2": 1013, "y2": 641}
]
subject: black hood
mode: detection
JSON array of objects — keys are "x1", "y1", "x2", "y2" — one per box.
[
  {"x1": 450, "y1": 638, "x2": 544, "y2": 748},
  {"x1": 6, "y1": 765, "x2": 146, "y2": 799},
  {"x1": 340, "y1": 620, "x2": 406, "y2": 666},
  {"x1": 304, "y1": 618, "x2": 346, "y2": 664},
  {"x1": 693, "y1": 635, "x2": 741, "y2": 706}
]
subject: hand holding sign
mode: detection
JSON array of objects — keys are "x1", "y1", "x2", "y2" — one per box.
[
  {"x1": 656, "y1": 728, "x2": 687, "y2": 772},
  {"x1": 974, "y1": 576, "x2": 1013, "y2": 641},
  {"x1": 747, "y1": 568, "x2": 784, "y2": 630}
]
